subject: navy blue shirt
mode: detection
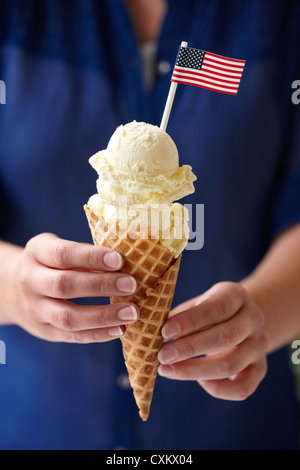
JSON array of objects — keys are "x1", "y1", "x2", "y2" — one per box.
[{"x1": 0, "y1": 0, "x2": 300, "y2": 450}]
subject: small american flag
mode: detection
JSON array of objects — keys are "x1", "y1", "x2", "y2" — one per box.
[{"x1": 171, "y1": 45, "x2": 246, "y2": 95}]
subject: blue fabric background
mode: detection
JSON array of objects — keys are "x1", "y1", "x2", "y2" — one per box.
[{"x1": 0, "y1": 0, "x2": 299, "y2": 449}]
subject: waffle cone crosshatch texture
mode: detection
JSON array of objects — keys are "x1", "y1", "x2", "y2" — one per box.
[
  {"x1": 84, "y1": 205, "x2": 181, "y2": 421},
  {"x1": 84, "y1": 120, "x2": 197, "y2": 420}
]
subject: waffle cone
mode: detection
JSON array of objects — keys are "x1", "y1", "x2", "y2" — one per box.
[{"x1": 84, "y1": 205, "x2": 181, "y2": 420}]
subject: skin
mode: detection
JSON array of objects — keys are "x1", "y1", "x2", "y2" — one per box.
[
  {"x1": 125, "y1": 0, "x2": 167, "y2": 44},
  {"x1": 158, "y1": 282, "x2": 267, "y2": 401},
  {"x1": 0, "y1": 235, "x2": 139, "y2": 342},
  {"x1": 1, "y1": 0, "x2": 300, "y2": 403},
  {"x1": 158, "y1": 224, "x2": 300, "y2": 400}
]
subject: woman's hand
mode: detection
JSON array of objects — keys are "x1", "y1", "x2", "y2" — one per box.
[
  {"x1": 158, "y1": 282, "x2": 268, "y2": 400},
  {"x1": 10, "y1": 233, "x2": 139, "y2": 343}
]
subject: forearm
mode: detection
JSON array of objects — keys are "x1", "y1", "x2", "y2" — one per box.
[
  {"x1": 0, "y1": 240, "x2": 23, "y2": 324},
  {"x1": 241, "y1": 223, "x2": 300, "y2": 353}
]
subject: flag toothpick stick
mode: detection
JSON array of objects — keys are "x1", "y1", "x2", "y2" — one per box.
[
  {"x1": 160, "y1": 40, "x2": 246, "y2": 132},
  {"x1": 160, "y1": 41, "x2": 188, "y2": 132}
]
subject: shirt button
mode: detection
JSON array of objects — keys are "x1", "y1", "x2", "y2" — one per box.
[
  {"x1": 157, "y1": 60, "x2": 171, "y2": 75},
  {"x1": 117, "y1": 373, "x2": 131, "y2": 390}
]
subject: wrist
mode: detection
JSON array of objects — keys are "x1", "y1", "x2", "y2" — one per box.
[
  {"x1": 240, "y1": 276, "x2": 272, "y2": 348},
  {"x1": 240, "y1": 275, "x2": 294, "y2": 353},
  {"x1": 240, "y1": 277, "x2": 268, "y2": 312}
]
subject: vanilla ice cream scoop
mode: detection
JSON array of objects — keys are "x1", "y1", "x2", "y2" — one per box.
[
  {"x1": 89, "y1": 121, "x2": 196, "y2": 206},
  {"x1": 102, "y1": 120, "x2": 179, "y2": 176}
]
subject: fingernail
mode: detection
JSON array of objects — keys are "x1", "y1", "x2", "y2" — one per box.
[
  {"x1": 161, "y1": 321, "x2": 180, "y2": 339},
  {"x1": 158, "y1": 346, "x2": 178, "y2": 364},
  {"x1": 117, "y1": 305, "x2": 138, "y2": 321},
  {"x1": 116, "y1": 276, "x2": 137, "y2": 293},
  {"x1": 158, "y1": 364, "x2": 175, "y2": 377},
  {"x1": 108, "y1": 326, "x2": 123, "y2": 337},
  {"x1": 103, "y1": 252, "x2": 122, "y2": 269}
]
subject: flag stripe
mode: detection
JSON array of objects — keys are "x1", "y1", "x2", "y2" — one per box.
[
  {"x1": 174, "y1": 66, "x2": 241, "y2": 82},
  {"x1": 172, "y1": 72, "x2": 239, "y2": 88},
  {"x1": 204, "y1": 58, "x2": 244, "y2": 71},
  {"x1": 174, "y1": 73, "x2": 238, "y2": 90},
  {"x1": 171, "y1": 78, "x2": 238, "y2": 95},
  {"x1": 175, "y1": 76, "x2": 238, "y2": 91},
  {"x1": 205, "y1": 56, "x2": 245, "y2": 69},
  {"x1": 205, "y1": 51, "x2": 246, "y2": 65},
  {"x1": 202, "y1": 61, "x2": 244, "y2": 74},
  {"x1": 201, "y1": 64, "x2": 243, "y2": 77},
  {"x1": 195, "y1": 70, "x2": 240, "y2": 83},
  {"x1": 200, "y1": 68, "x2": 242, "y2": 79}
]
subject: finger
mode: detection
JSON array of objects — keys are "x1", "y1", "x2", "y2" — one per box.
[
  {"x1": 26, "y1": 233, "x2": 124, "y2": 271},
  {"x1": 35, "y1": 321, "x2": 125, "y2": 343},
  {"x1": 43, "y1": 299, "x2": 139, "y2": 331},
  {"x1": 158, "y1": 334, "x2": 267, "y2": 381},
  {"x1": 30, "y1": 265, "x2": 137, "y2": 298},
  {"x1": 198, "y1": 359, "x2": 267, "y2": 401},
  {"x1": 169, "y1": 296, "x2": 202, "y2": 317},
  {"x1": 159, "y1": 304, "x2": 264, "y2": 363},
  {"x1": 162, "y1": 282, "x2": 247, "y2": 340}
]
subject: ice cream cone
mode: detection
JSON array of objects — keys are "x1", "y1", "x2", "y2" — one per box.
[
  {"x1": 84, "y1": 121, "x2": 196, "y2": 420},
  {"x1": 84, "y1": 204, "x2": 181, "y2": 420}
]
